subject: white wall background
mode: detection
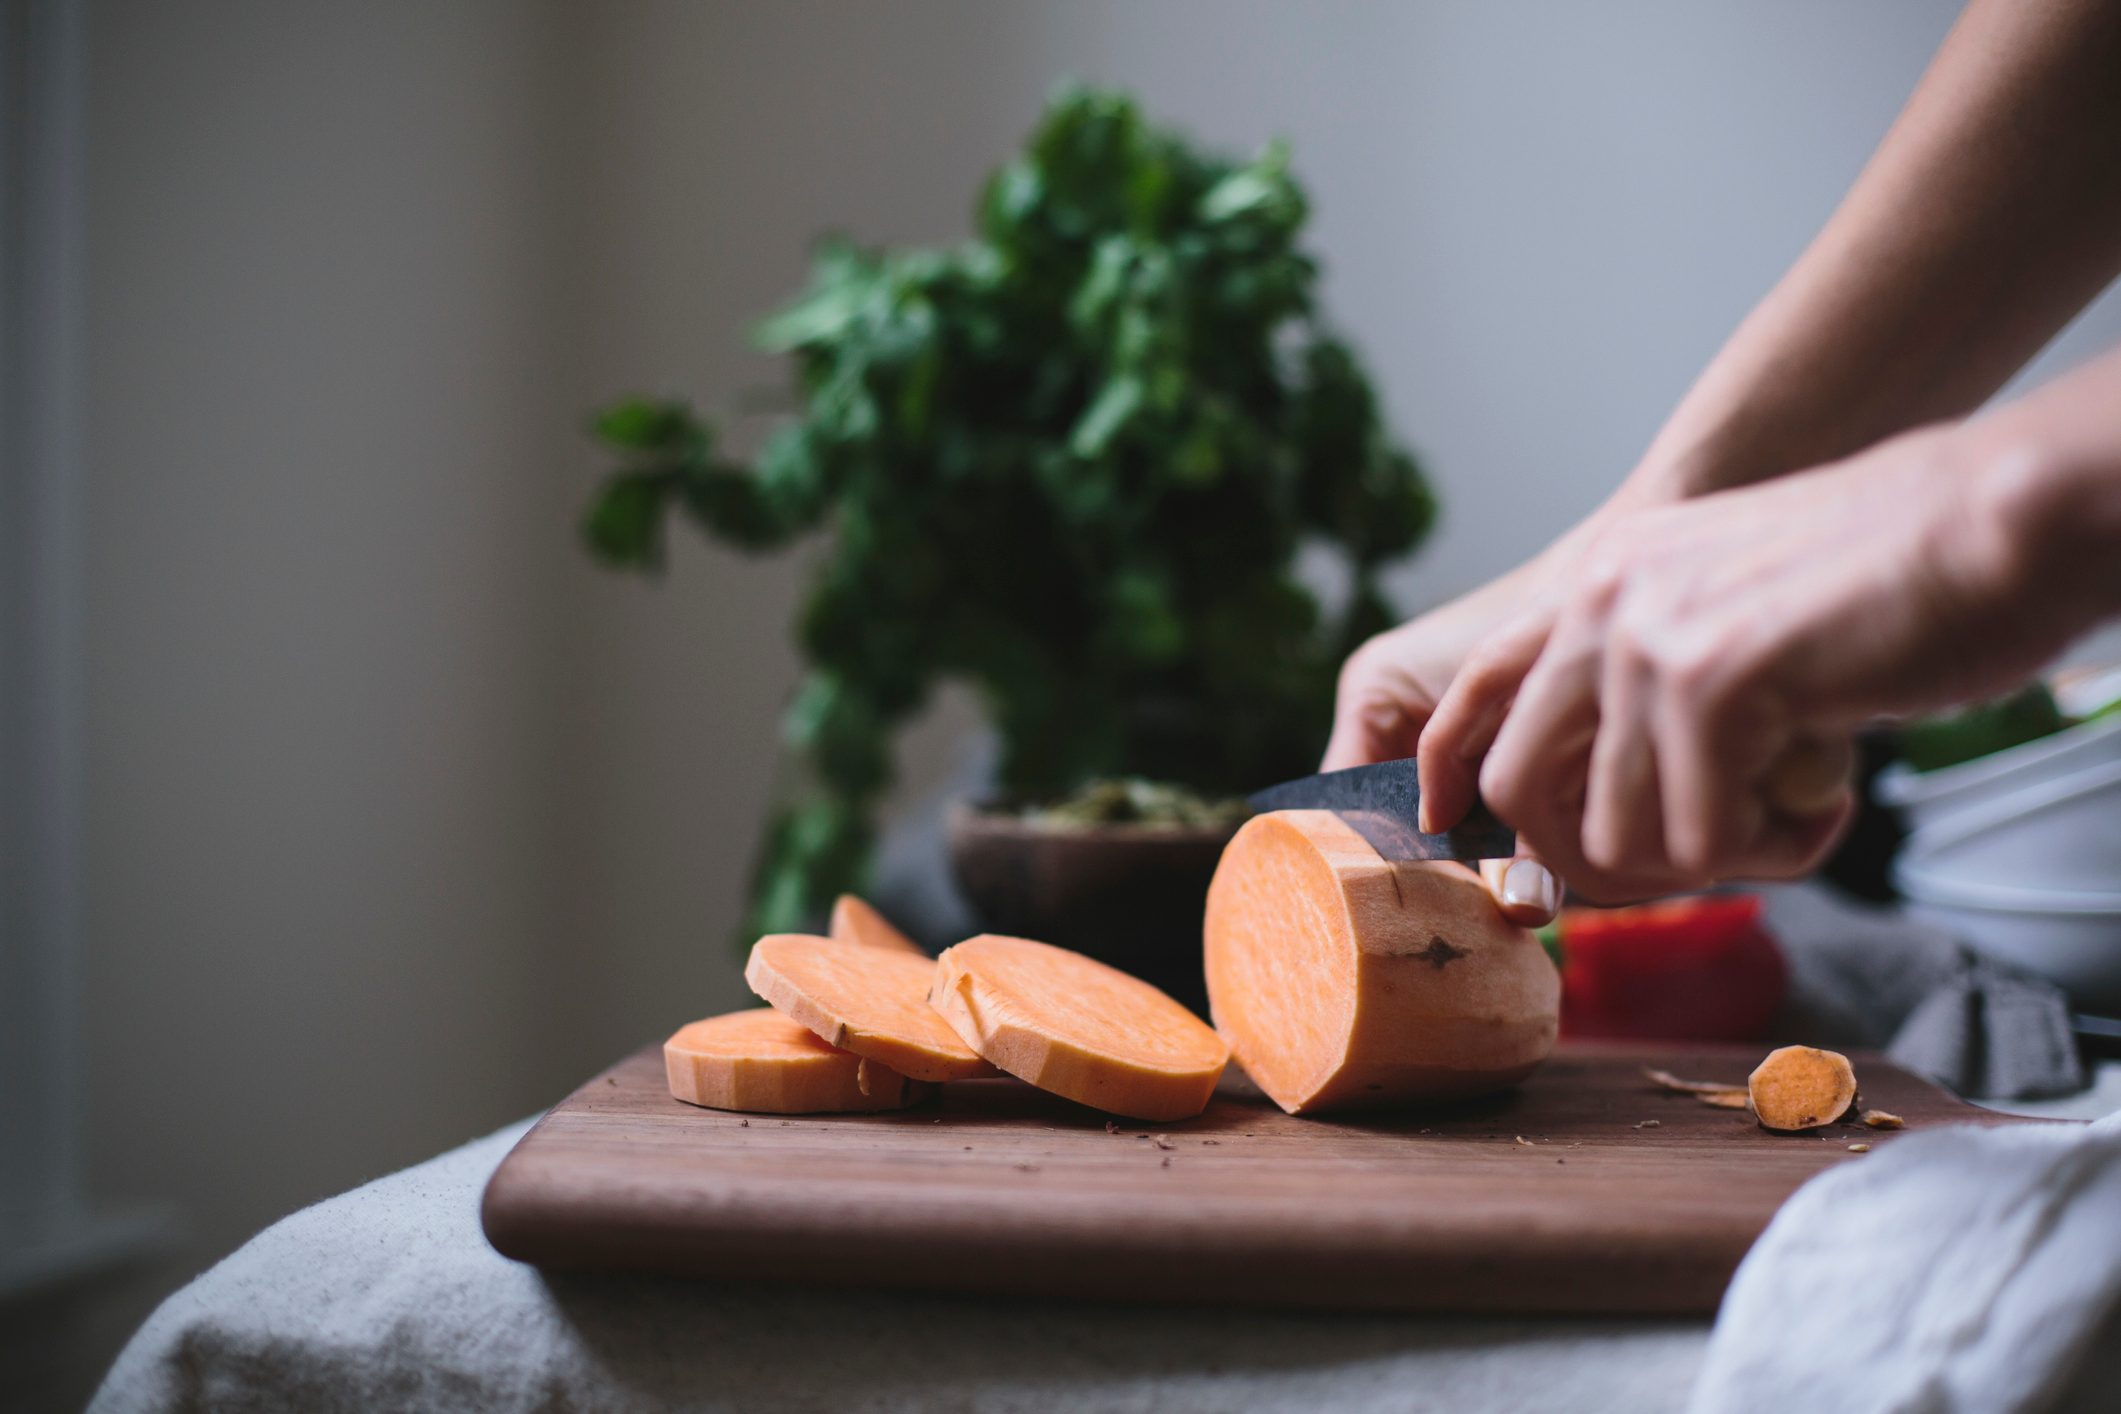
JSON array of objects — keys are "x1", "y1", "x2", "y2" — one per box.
[{"x1": 40, "y1": 0, "x2": 2121, "y2": 1401}]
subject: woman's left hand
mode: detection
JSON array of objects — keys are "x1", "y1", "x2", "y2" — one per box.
[{"x1": 1415, "y1": 423, "x2": 2063, "y2": 900}]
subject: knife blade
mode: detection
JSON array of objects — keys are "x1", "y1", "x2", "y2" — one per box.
[{"x1": 1247, "y1": 758, "x2": 1517, "y2": 863}]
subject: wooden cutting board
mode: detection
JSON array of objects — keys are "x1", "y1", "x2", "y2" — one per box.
[{"x1": 482, "y1": 1040, "x2": 2037, "y2": 1315}]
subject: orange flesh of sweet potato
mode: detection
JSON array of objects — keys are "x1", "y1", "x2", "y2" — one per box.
[
  {"x1": 1203, "y1": 811, "x2": 1560, "y2": 1115},
  {"x1": 746, "y1": 934, "x2": 997, "y2": 1083},
  {"x1": 662, "y1": 1008, "x2": 931, "y2": 1113},
  {"x1": 830, "y1": 894, "x2": 927, "y2": 956},
  {"x1": 1748, "y1": 1045, "x2": 1858, "y2": 1131},
  {"x1": 929, "y1": 935, "x2": 1229, "y2": 1122}
]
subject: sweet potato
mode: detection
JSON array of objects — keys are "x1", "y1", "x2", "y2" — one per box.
[
  {"x1": 830, "y1": 894, "x2": 927, "y2": 956},
  {"x1": 1203, "y1": 810, "x2": 1559, "y2": 1114},
  {"x1": 746, "y1": 933, "x2": 996, "y2": 1083},
  {"x1": 663, "y1": 1009, "x2": 931, "y2": 1113},
  {"x1": 1748, "y1": 1045, "x2": 1858, "y2": 1131},
  {"x1": 930, "y1": 935, "x2": 1229, "y2": 1122}
]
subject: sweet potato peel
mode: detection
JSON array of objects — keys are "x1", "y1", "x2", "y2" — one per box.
[{"x1": 1643, "y1": 1067, "x2": 1750, "y2": 1100}]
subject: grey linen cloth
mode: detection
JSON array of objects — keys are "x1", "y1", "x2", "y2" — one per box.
[
  {"x1": 1764, "y1": 884, "x2": 2086, "y2": 1099},
  {"x1": 89, "y1": 1120, "x2": 1708, "y2": 1414}
]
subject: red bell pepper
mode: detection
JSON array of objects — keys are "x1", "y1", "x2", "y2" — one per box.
[{"x1": 1551, "y1": 893, "x2": 1787, "y2": 1043}]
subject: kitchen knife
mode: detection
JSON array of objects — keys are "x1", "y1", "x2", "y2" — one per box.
[{"x1": 1247, "y1": 757, "x2": 1517, "y2": 863}]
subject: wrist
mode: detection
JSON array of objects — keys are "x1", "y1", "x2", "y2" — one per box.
[{"x1": 1955, "y1": 413, "x2": 2121, "y2": 630}]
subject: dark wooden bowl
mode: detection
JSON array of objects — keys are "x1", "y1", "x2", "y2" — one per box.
[{"x1": 945, "y1": 802, "x2": 1241, "y2": 1016}]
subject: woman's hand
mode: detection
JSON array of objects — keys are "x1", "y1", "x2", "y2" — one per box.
[
  {"x1": 1417, "y1": 424, "x2": 2071, "y2": 901},
  {"x1": 1323, "y1": 535, "x2": 1606, "y2": 924}
]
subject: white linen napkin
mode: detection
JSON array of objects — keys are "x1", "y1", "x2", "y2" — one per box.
[{"x1": 1689, "y1": 1112, "x2": 2121, "y2": 1413}]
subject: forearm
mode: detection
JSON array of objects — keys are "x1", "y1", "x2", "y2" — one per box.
[{"x1": 1626, "y1": 0, "x2": 2121, "y2": 506}]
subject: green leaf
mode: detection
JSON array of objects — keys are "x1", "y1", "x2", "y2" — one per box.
[
  {"x1": 591, "y1": 399, "x2": 695, "y2": 453},
  {"x1": 1070, "y1": 374, "x2": 1145, "y2": 458},
  {"x1": 579, "y1": 472, "x2": 670, "y2": 568}
]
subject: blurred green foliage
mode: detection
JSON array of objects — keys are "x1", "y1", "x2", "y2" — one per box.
[
  {"x1": 1898, "y1": 683, "x2": 2069, "y2": 773},
  {"x1": 583, "y1": 88, "x2": 1435, "y2": 938}
]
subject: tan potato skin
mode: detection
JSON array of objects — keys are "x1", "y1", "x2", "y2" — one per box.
[{"x1": 1204, "y1": 811, "x2": 1560, "y2": 1114}]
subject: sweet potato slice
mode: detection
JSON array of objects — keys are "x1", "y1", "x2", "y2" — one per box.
[
  {"x1": 1203, "y1": 810, "x2": 1560, "y2": 1114},
  {"x1": 830, "y1": 894, "x2": 927, "y2": 956},
  {"x1": 663, "y1": 1009, "x2": 931, "y2": 1113},
  {"x1": 930, "y1": 935, "x2": 1229, "y2": 1122},
  {"x1": 1748, "y1": 1045, "x2": 1858, "y2": 1131},
  {"x1": 746, "y1": 933, "x2": 996, "y2": 1083}
]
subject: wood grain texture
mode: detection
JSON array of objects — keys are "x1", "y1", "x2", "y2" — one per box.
[{"x1": 482, "y1": 1041, "x2": 2041, "y2": 1315}]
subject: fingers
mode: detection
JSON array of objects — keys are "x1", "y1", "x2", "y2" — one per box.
[
  {"x1": 1321, "y1": 634, "x2": 1427, "y2": 772},
  {"x1": 1581, "y1": 630, "x2": 1664, "y2": 874},
  {"x1": 1416, "y1": 613, "x2": 1551, "y2": 832},
  {"x1": 1656, "y1": 674, "x2": 1771, "y2": 876},
  {"x1": 1481, "y1": 851, "x2": 1563, "y2": 927},
  {"x1": 1739, "y1": 792, "x2": 1856, "y2": 881},
  {"x1": 1482, "y1": 602, "x2": 1706, "y2": 902},
  {"x1": 1478, "y1": 607, "x2": 1601, "y2": 857}
]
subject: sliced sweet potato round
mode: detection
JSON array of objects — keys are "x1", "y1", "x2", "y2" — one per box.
[
  {"x1": 830, "y1": 894, "x2": 926, "y2": 956},
  {"x1": 1203, "y1": 810, "x2": 1560, "y2": 1115},
  {"x1": 746, "y1": 933, "x2": 996, "y2": 1083},
  {"x1": 929, "y1": 935, "x2": 1228, "y2": 1122},
  {"x1": 1748, "y1": 1045, "x2": 1858, "y2": 1131},
  {"x1": 663, "y1": 1009, "x2": 931, "y2": 1113}
]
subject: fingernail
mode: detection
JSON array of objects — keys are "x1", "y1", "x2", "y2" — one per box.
[{"x1": 1502, "y1": 860, "x2": 1560, "y2": 917}]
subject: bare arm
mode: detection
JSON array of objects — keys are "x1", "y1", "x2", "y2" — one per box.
[
  {"x1": 1625, "y1": 0, "x2": 2121, "y2": 505},
  {"x1": 1329, "y1": 0, "x2": 2121, "y2": 921},
  {"x1": 1439, "y1": 341, "x2": 2121, "y2": 900}
]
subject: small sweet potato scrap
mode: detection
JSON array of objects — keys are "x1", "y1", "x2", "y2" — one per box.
[
  {"x1": 1643, "y1": 1066, "x2": 1748, "y2": 1099},
  {"x1": 1861, "y1": 1109, "x2": 1904, "y2": 1130},
  {"x1": 1644, "y1": 1066, "x2": 1753, "y2": 1112},
  {"x1": 1748, "y1": 1045, "x2": 1858, "y2": 1132}
]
